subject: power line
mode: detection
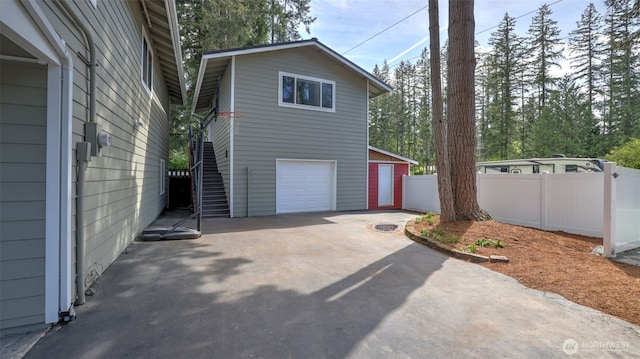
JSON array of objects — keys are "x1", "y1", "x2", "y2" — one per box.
[
  {"x1": 386, "y1": 0, "x2": 567, "y2": 69},
  {"x1": 342, "y1": 4, "x2": 428, "y2": 55},
  {"x1": 476, "y1": 0, "x2": 564, "y2": 35}
]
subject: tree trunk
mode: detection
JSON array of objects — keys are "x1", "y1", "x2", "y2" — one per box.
[
  {"x1": 429, "y1": 0, "x2": 455, "y2": 222},
  {"x1": 447, "y1": 0, "x2": 491, "y2": 221}
]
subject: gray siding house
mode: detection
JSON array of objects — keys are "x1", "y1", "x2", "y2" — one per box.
[
  {"x1": 0, "y1": 0, "x2": 185, "y2": 334},
  {"x1": 192, "y1": 39, "x2": 391, "y2": 217}
]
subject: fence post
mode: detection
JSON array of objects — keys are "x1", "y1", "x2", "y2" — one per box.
[
  {"x1": 603, "y1": 162, "x2": 617, "y2": 258},
  {"x1": 540, "y1": 172, "x2": 548, "y2": 230},
  {"x1": 402, "y1": 175, "x2": 407, "y2": 210}
]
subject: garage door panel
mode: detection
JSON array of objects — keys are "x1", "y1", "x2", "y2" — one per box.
[{"x1": 277, "y1": 160, "x2": 335, "y2": 214}]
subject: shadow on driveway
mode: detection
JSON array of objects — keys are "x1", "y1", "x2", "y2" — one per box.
[{"x1": 25, "y1": 212, "x2": 443, "y2": 358}]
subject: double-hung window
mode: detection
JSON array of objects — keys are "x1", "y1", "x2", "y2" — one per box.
[
  {"x1": 141, "y1": 33, "x2": 153, "y2": 93},
  {"x1": 279, "y1": 72, "x2": 335, "y2": 112}
]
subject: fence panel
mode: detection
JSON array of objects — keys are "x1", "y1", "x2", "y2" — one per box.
[
  {"x1": 402, "y1": 175, "x2": 439, "y2": 213},
  {"x1": 477, "y1": 174, "x2": 542, "y2": 228},
  {"x1": 403, "y1": 169, "x2": 638, "y2": 254},
  {"x1": 545, "y1": 173, "x2": 603, "y2": 237},
  {"x1": 614, "y1": 166, "x2": 640, "y2": 253}
]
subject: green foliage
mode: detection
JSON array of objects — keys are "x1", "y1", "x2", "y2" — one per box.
[
  {"x1": 427, "y1": 218, "x2": 435, "y2": 225},
  {"x1": 371, "y1": 2, "x2": 638, "y2": 164},
  {"x1": 461, "y1": 244, "x2": 477, "y2": 253},
  {"x1": 474, "y1": 238, "x2": 504, "y2": 248},
  {"x1": 415, "y1": 212, "x2": 436, "y2": 223},
  {"x1": 420, "y1": 226, "x2": 458, "y2": 243},
  {"x1": 440, "y1": 234, "x2": 460, "y2": 244},
  {"x1": 605, "y1": 138, "x2": 640, "y2": 169},
  {"x1": 169, "y1": 149, "x2": 189, "y2": 170}
]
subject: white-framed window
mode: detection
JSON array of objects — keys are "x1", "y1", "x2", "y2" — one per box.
[
  {"x1": 141, "y1": 31, "x2": 153, "y2": 94},
  {"x1": 278, "y1": 71, "x2": 335, "y2": 112},
  {"x1": 160, "y1": 159, "x2": 166, "y2": 195}
]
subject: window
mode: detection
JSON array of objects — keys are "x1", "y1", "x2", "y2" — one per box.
[
  {"x1": 141, "y1": 34, "x2": 153, "y2": 93},
  {"x1": 565, "y1": 165, "x2": 578, "y2": 173},
  {"x1": 533, "y1": 165, "x2": 539, "y2": 173},
  {"x1": 279, "y1": 72, "x2": 335, "y2": 112},
  {"x1": 160, "y1": 159, "x2": 166, "y2": 195}
]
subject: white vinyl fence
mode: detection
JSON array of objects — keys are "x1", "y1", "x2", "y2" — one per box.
[
  {"x1": 604, "y1": 163, "x2": 640, "y2": 256},
  {"x1": 402, "y1": 163, "x2": 640, "y2": 257}
]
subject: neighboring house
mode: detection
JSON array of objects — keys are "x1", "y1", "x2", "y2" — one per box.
[
  {"x1": 368, "y1": 146, "x2": 417, "y2": 210},
  {"x1": 191, "y1": 39, "x2": 392, "y2": 217},
  {"x1": 0, "y1": 0, "x2": 185, "y2": 334}
]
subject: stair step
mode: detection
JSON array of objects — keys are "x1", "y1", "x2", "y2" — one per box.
[{"x1": 195, "y1": 142, "x2": 229, "y2": 217}]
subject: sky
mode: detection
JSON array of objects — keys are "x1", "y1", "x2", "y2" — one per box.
[{"x1": 306, "y1": 0, "x2": 608, "y2": 73}]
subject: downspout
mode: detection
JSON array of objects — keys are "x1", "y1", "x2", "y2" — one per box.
[
  {"x1": 56, "y1": 0, "x2": 98, "y2": 305},
  {"x1": 58, "y1": 0, "x2": 96, "y2": 125}
]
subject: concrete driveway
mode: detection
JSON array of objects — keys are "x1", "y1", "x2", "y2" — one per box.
[{"x1": 24, "y1": 211, "x2": 640, "y2": 358}]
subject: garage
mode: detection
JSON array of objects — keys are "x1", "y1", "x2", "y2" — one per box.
[{"x1": 276, "y1": 159, "x2": 336, "y2": 214}]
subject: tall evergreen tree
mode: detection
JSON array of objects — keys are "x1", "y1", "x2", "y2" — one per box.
[
  {"x1": 448, "y1": 0, "x2": 490, "y2": 221},
  {"x1": 416, "y1": 47, "x2": 434, "y2": 172},
  {"x1": 531, "y1": 76, "x2": 594, "y2": 157},
  {"x1": 484, "y1": 14, "x2": 525, "y2": 159},
  {"x1": 569, "y1": 3, "x2": 604, "y2": 117},
  {"x1": 428, "y1": 0, "x2": 455, "y2": 222},
  {"x1": 603, "y1": 0, "x2": 640, "y2": 145},
  {"x1": 525, "y1": 4, "x2": 564, "y2": 113}
]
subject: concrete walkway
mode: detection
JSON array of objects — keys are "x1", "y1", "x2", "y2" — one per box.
[{"x1": 23, "y1": 211, "x2": 640, "y2": 358}]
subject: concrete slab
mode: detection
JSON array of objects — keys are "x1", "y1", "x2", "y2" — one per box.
[{"x1": 23, "y1": 211, "x2": 640, "y2": 358}]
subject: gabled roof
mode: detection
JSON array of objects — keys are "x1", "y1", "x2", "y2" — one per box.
[
  {"x1": 192, "y1": 38, "x2": 393, "y2": 113},
  {"x1": 369, "y1": 146, "x2": 418, "y2": 165},
  {"x1": 139, "y1": 0, "x2": 186, "y2": 105}
]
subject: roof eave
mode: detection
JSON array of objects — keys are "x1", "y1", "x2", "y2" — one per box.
[
  {"x1": 369, "y1": 145, "x2": 418, "y2": 165},
  {"x1": 164, "y1": 0, "x2": 187, "y2": 105},
  {"x1": 192, "y1": 39, "x2": 392, "y2": 112}
]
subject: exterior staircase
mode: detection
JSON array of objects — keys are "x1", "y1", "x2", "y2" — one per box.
[{"x1": 201, "y1": 142, "x2": 229, "y2": 217}]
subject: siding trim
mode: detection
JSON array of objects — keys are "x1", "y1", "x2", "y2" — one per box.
[
  {"x1": 366, "y1": 81, "x2": 370, "y2": 209},
  {"x1": 14, "y1": 0, "x2": 75, "y2": 325},
  {"x1": 229, "y1": 56, "x2": 235, "y2": 217}
]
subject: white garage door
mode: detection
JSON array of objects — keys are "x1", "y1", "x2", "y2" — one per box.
[{"x1": 276, "y1": 160, "x2": 336, "y2": 214}]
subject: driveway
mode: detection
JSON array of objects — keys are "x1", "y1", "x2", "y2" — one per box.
[{"x1": 25, "y1": 211, "x2": 640, "y2": 358}]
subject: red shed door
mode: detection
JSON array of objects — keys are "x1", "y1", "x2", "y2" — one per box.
[{"x1": 377, "y1": 164, "x2": 394, "y2": 206}]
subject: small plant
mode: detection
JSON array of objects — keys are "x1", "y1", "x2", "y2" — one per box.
[
  {"x1": 439, "y1": 234, "x2": 460, "y2": 244},
  {"x1": 474, "y1": 238, "x2": 504, "y2": 249},
  {"x1": 475, "y1": 238, "x2": 493, "y2": 247},
  {"x1": 432, "y1": 227, "x2": 445, "y2": 236},
  {"x1": 421, "y1": 228, "x2": 430, "y2": 236},
  {"x1": 462, "y1": 244, "x2": 477, "y2": 253},
  {"x1": 427, "y1": 218, "x2": 435, "y2": 225},
  {"x1": 416, "y1": 212, "x2": 436, "y2": 223}
]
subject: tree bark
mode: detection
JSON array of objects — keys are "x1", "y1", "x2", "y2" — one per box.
[
  {"x1": 429, "y1": 0, "x2": 455, "y2": 222},
  {"x1": 447, "y1": 0, "x2": 491, "y2": 221}
]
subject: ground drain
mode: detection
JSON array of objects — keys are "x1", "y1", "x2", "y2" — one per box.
[{"x1": 374, "y1": 224, "x2": 399, "y2": 232}]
